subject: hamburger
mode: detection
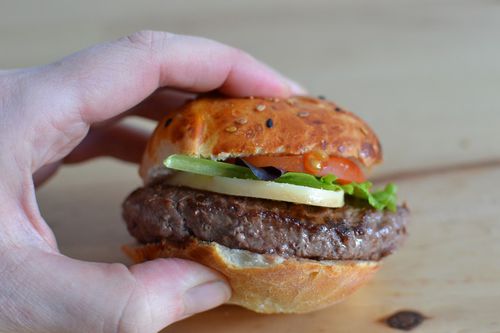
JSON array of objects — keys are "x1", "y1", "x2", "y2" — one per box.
[{"x1": 122, "y1": 95, "x2": 409, "y2": 314}]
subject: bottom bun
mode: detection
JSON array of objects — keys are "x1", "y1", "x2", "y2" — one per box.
[{"x1": 123, "y1": 239, "x2": 380, "y2": 314}]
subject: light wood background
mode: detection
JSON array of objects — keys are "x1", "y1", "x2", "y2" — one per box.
[{"x1": 3, "y1": 1, "x2": 499, "y2": 332}]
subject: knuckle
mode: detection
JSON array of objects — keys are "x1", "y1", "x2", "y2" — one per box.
[
  {"x1": 125, "y1": 30, "x2": 156, "y2": 49},
  {"x1": 106, "y1": 264, "x2": 148, "y2": 333},
  {"x1": 117, "y1": 292, "x2": 153, "y2": 333},
  {"x1": 122, "y1": 30, "x2": 174, "y2": 53},
  {"x1": 112, "y1": 262, "x2": 183, "y2": 333}
]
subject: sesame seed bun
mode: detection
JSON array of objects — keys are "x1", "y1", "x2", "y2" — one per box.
[
  {"x1": 140, "y1": 96, "x2": 382, "y2": 183},
  {"x1": 123, "y1": 239, "x2": 380, "y2": 314}
]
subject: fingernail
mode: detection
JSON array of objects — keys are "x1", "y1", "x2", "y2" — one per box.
[
  {"x1": 183, "y1": 280, "x2": 231, "y2": 316},
  {"x1": 285, "y1": 79, "x2": 308, "y2": 95}
]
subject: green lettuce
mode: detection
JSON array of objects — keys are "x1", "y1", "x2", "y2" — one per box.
[
  {"x1": 164, "y1": 154, "x2": 257, "y2": 179},
  {"x1": 164, "y1": 154, "x2": 398, "y2": 211},
  {"x1": 274, "y1": 172, "x2": 397, "y2": 211}
]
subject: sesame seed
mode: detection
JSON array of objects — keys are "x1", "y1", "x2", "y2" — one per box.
[
  {"x1": 235, "y1": 118, "x2": 248, "y2": 125},
  {"x1": 164, "y1": 118, "x2": 173, "y2": 128},
  {"x1": 272, "y1": 98, "x2": 280, "y2": 102},
  {"x1": 225, "y1": 126, "x2": 238, "y2": 133},
  {"x1": 255, "y1": 104, "x2": 266, "y2": 112},
  {"x1": 297, "y1": 111, "x2": 309, "y2": 117},
  {"x1": 286, "y1": 98, "x2": 295, "y2": 105},
  {"x1": 266, "y1": 118, "x2": 274, "y2": 128},
  {"x1": 249, "y1": 96, "x2": 255, "y2": 100}
]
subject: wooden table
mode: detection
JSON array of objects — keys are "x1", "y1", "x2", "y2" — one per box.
[{"x1": 7, "y1": 0, "x2": 499, "y2": 332}]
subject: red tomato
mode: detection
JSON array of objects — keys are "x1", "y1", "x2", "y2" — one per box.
[
  {"x1": 317, "y1": 156, "x2": 366, "y2": 184},
  {"x1": 244, "y1": 152, "x2": 365, "y2": 184}
]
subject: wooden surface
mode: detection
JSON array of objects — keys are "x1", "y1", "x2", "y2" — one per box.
[{"x1": 5, "y1": 0, "x2": 499, "y2": 332}]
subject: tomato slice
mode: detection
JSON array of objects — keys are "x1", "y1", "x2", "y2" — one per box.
[
  {"x1": 244, "y1": 152, "x2": 365, "y2": 184},
  {"x1": 317, "y1": 156, "x2": 366, "y2": 184}
]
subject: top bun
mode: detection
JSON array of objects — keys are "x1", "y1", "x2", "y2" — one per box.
[{"x1": 140, "y1": 96, "x2": 382, "y2": 182}]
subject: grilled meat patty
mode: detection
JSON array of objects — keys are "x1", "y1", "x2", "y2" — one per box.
[{"x1": 123, "y1": 179, "x2": 409, "y2": 261}]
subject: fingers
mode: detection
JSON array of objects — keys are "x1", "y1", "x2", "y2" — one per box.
[
  {"x1": 38, "y1": 31, "x2": 297, "y2": 124},
  {"x1": 33, "y1": 123, "x2": 150, "y2": 187},
  {"x1": 13, "y1": 31, "x2": 306, "y2": 173},
  {"x1": 64, "y1": 124, "x2": 149, "y2": 165},
  {"x1": 32, "y1": 88, "x2": 190, "y2": 186},
  {"x1": 1, "y1": 250, "x2": 230, "y2": 332},
  {"x1": 32, "y1": 124, "x2": 148, "y2": 188},
  {"x1": 125, "y1": 88, "x2": 195, "y2": 122}
]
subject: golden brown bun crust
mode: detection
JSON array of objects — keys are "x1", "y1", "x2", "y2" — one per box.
[
  {"x1": 123, "y1": 239, "x2": 380, "y2": 314},
  {"x1": 140, "y1": 96, "x2": 382, "y2": 181}
]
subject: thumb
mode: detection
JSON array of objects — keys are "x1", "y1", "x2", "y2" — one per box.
[{"x1": 2, "y1": 250, "x2": 230, "y2": 333}]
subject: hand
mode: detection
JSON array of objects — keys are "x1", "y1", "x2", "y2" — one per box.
[{"x1": 0, "y1": 31, "x2": 304, "y2": 333}]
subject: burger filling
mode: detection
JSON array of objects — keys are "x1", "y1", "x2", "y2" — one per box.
[
  {"x1": 122, "y1": 154, "x2": 408, "y2": 261},
  {"x1": 161, "y1": 154, "x2": 398, "y2": 211}
]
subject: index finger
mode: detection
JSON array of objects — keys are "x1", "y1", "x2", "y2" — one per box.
[{"x1": 36, "y1": 31, "x2": 303, "y2": 124}]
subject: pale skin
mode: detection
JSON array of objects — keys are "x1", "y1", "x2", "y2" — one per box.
[{"x1": 0, "y1": 31, "x2": 304, "y2": 333}]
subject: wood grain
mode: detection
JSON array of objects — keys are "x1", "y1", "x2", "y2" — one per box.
[
  {"x1": 12, "y1": 0, "x2": 500, "y2": 332},
  {"x1": 36, "y1": 159, "x2": 500, "y2": 333}
]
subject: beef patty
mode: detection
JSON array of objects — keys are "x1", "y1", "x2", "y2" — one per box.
[{"x1": 122, "y1": 179, "x2": 409, "y2": 261}]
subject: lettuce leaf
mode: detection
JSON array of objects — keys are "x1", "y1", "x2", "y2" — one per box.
[
  {"x1": 274, "y1": 172, "x2": 343, "y2": 191},
  {"x1": 164, "y1": 154, "x2": 257, "y2": 179},
  {"x1": 164, "y1": 154, "x2": 398, "y2": 211},
  {"x1": 275, "y1": 172, "x2": 398, "y2": 211}
]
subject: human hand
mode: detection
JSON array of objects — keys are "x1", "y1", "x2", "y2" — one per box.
[{"x1": 0, "y1": 31, "x2": 303, "y2": 333}]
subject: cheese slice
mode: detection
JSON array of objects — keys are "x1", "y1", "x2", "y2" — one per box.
[{"x1": 165, "y1": 172, "x2": 344, "y2": 208}]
